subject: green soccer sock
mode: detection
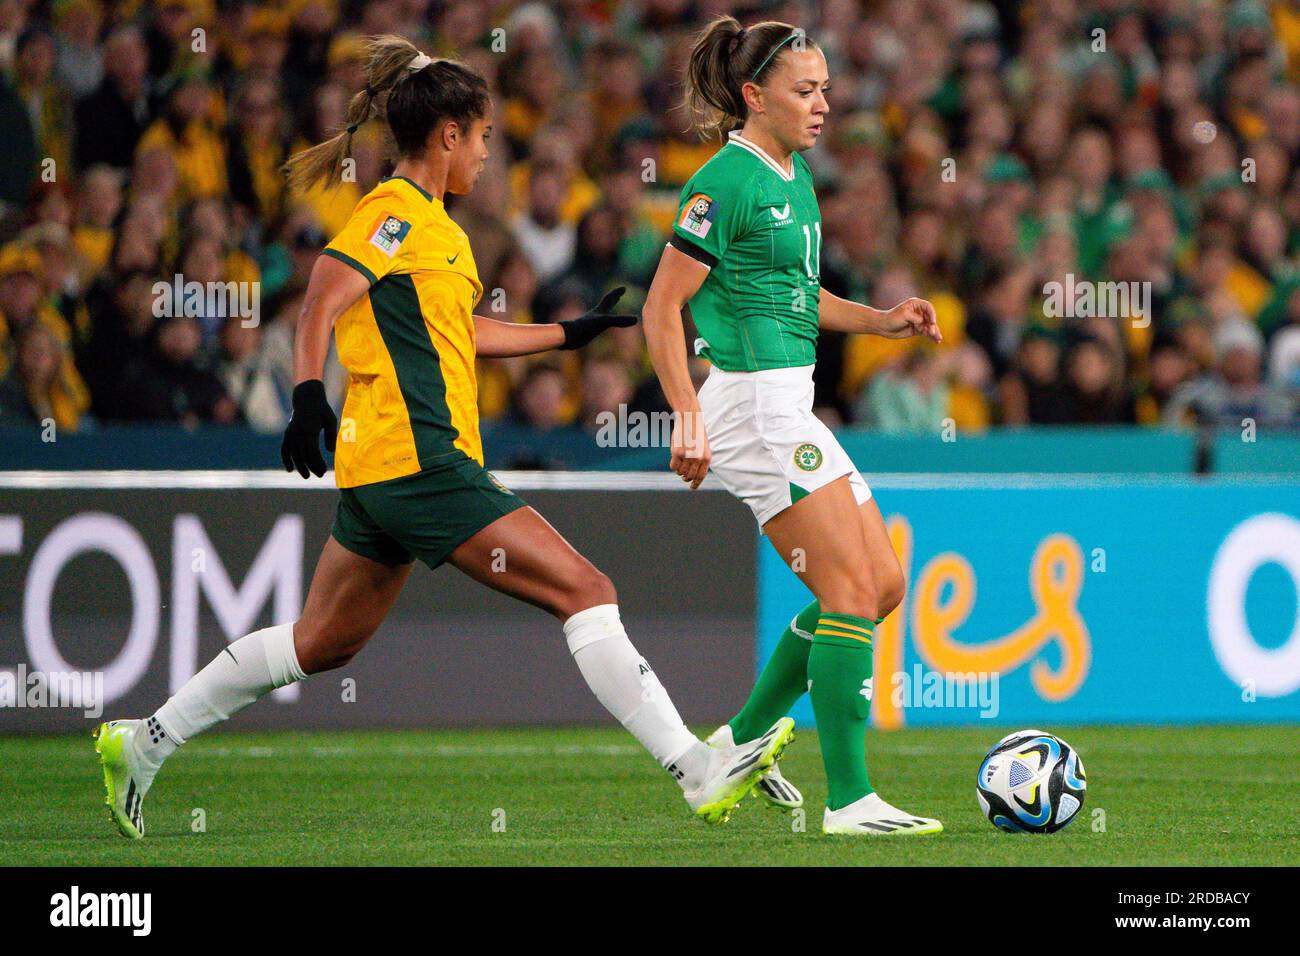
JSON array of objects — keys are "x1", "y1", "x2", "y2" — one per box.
[
  {"x1": 807, "y1": 611, "x2": 876, "y2": 810},
  {"x1": 727, "y1": 600, "x2": 820, "y2": 744}
]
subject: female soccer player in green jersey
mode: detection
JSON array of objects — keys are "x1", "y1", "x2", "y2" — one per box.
[{"x1": 644, "y1": 16, "x2": 945, "y2": 836}]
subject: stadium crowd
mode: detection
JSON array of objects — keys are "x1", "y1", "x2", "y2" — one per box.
[{"x1": 1, "y1": 0, "x2": 1299, "y2": 440}]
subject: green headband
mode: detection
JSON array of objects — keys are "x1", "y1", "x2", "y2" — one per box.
[{"x1": 751, "y1": 31, "x2": 799, "y2": 81}]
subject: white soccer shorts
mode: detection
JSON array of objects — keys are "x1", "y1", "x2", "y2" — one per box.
[{"x1": 697, "y1": 363, "x2": 871, "y2": 528}]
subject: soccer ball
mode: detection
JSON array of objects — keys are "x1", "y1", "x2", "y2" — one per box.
[{"x1": 976, "y1": 729, "x2": 1086, "y2": 833}]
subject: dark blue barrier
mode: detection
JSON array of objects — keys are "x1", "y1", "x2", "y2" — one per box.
[
  {"x1": 0, "y1": 423, "x2": 631, "y2": 472},
  {"x1": 0, "y1": 423, "x2": 1239, "y2": 475},
  {"x1": 0, "y1": 426, "x2": 284, "y2": 471}
]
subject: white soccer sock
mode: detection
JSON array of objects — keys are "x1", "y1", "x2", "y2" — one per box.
[
  {"x1": 143, "y1": 623, "x2": 307, "y2": 767},
  {"x1": 563, "y1": 604, "x2": 708, "y2": 788}
]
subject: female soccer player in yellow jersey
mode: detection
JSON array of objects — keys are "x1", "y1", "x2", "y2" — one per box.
[
  {"x1": 643, "y1": 17, "x2": 944, "y2": 836},
  {"x1": 93, "y1": 35, "x2": 793, "y2": 840}
]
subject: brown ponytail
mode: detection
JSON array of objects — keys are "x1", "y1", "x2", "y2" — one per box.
[
  {"x1": 683, "y1": 17, "x2": 809, "y2": 140},
  {"x1": 284, "y1": 35, "x2": 490, "y2": 192}
]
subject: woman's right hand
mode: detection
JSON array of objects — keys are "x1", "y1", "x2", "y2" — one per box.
[{"x1": 670, "y1": 408, "x2": 711, "y2": 490}]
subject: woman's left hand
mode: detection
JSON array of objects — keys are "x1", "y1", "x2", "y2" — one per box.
[
  {"x1": 557, "y1": 287, "x2": 638, "y2": 350},
  {"x1": 883, "y1": 297, "x2": 942, "y2": 343}
]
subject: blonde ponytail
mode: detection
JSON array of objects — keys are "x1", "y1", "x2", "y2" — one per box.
[{"x1": 284, "y1": 35, "x2": 428, "y2": 192}]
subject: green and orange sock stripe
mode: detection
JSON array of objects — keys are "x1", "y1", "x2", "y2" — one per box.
[{"x1": 814, "y1": 612, "x2": 874, "y2": 647}]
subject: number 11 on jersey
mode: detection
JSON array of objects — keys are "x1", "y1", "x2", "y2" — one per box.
[{"x1": 802, "y1": 222, "x2": 822, "y2": 281}]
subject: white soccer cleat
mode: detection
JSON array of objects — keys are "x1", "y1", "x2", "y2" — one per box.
[
  {"x1": 686, "y1": 717, "x2": 795, "y2": 824},
  {"x1": 93, "y1": 718, "x2": 161, "y2": 840},
  {"x1": 707, "y1": 724, "x2": 803, "y2": 809},
  {"x1": 822, "y1": 792, "x2": 944, "y2": 836}
]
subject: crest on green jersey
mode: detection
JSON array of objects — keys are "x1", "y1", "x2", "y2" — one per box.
[{"x1": 793, "y1": 443, "x2": 823, "y2": 471}]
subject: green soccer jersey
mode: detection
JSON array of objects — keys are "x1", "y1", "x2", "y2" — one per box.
[{"x1": 672, "y1": 132, "x2": 822, "y2": 372}]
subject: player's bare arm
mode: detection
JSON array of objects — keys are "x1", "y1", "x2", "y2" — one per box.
[
  {"x1": 474, "y1": 287, "x2": 637, "y2": 357},
  {"x1": 818, "y1": 288, "x2": 943, "y2": 343},
  {"x1": 472, "y1": 315, "x2": 564, "y2": 356},
  {"x1": 644, "y1": 243, "x2": 712, "y2": 489},
  {"x1": 290, "y1": 255, "x2": 371, "y2": 382}
]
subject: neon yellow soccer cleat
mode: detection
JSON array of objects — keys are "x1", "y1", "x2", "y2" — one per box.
[
  {"x1": 685, "y1": 717, "x2": 796, "y2": 824},
  {"x1": 93, "y1": 720, "x2": 151, "y2": 840},
  {"x1": 707, "y1": 723, "x2": 803, "y2": 809}
]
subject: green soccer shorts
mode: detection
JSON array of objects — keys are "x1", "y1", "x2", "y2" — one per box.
[{"x1": 331, "y1": 456, "x2": 526, "y2": 568}]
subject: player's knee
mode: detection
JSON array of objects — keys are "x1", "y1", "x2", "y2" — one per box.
[
  {"x1": 295, "y1": 621, "x2": 374, "y2": 674},
  {"x1": 818, "y1": 573, "x2": 880, "y2": 622},
  {"x1": 552, "y1": 566, "x2": 617, "y2": 620},
  {"x1": 573, "y1": 568, "x2": 618, "y2": 614},
  {"x1": 315, "y1": 643, "x2": 363, "y2": 672},
  {"x1": 877, "y1": 565, "x2": 906, "y2": 618}
]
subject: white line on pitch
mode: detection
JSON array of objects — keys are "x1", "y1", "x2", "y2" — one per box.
[{"x1": 188, "y1": 743, "x2": 644, "y2": 758}]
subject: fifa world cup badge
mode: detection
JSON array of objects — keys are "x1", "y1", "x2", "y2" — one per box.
[
  {"x1": 679, "y1": 194, "x2": 716, "y2": 239},
  {"x1": 369, "y1": 215, "x2": 412, "y2": 256}
]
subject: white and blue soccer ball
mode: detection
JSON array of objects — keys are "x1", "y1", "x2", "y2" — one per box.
[{"x1": 976, "y1": 729, "x2": 1087, "y2": 833}]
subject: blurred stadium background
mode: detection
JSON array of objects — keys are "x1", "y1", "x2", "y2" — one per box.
[{"x1": 1, "y1": 0, "x2": 1299, "y2": 738}]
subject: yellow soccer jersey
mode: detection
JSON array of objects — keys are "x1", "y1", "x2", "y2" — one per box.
[{"x1": 322, "y1": 176, "x2": 484, "y2": 488}]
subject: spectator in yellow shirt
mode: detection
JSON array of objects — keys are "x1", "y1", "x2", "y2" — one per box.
[
  {"x1": 136, "y1": 65, "x2": 228, "y2": 205},
  {"x1": 508, "y1": 126, "x2": 600, "y2": 225},
  {"x1": 0, "y1": 244, "x2": 89, "y2": 425},
  {"x1": 12, "y1": 27, "x2": 74, "y2": 176},
  {"x1": 287, "y1": 81, "x2": 364, "y2": 238},
  {"x1": 73, "y1": 165, "x2": 124, "y2": 284},
  {"x1": 0, "y1": 321, "x2": 89, "y2": 431},
  {"x1": 227, "y1": 75, "x2": 289, "y2": 228}
]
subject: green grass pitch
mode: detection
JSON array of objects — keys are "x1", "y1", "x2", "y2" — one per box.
[{"x1": 4, "y1": 724, "x2": 1297, "y2": 866}]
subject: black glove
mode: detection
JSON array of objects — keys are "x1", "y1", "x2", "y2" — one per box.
[
  {"x1": 280, "y1": 379, "x2": 338, "y2": 478},
  {"x1": 557, "y1": 287, "x2": 638, "y2": 350}
]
